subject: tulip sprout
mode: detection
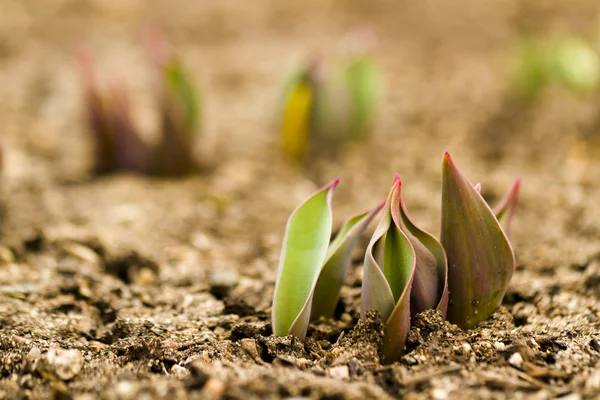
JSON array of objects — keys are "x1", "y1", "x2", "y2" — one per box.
[
  {"x1": 271, "y1": 179, "x2": 383, "y2": 338},
  {"x1": 278, "y1": 34, "x2": 380, "y2": 161},
  {"x1": 271, "y1": 153, "x2": 520, "y2": 364},
  {"x1": 513, "y1": 37, "x2": 600, "y2": 97},
  {"x1": 77, "y1": 30, "x2": 203, "y2": 176}
]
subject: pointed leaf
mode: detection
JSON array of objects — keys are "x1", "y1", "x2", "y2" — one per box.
[
  {"x1": 311, "y1": 200, "x2": 384, "y2": 320},
  {"x1": 361, "y1": 179, "x2": 415, "y2": 364},
  {"x1": 493, "y1": 178, "x2": 521, "y2": 238},
  {"x1": 441, "y1": 153, "x2": 515, "y2": 329},
  {"x1": 272, "y1": 179, "x2": 338, "y2": 338},
  {"x1": 393, "y1": 176, "x2": 448, "y2": 317}
]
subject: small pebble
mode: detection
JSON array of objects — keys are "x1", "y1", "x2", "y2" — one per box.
[
  {"x1": 208, "y1": 268, "x2": 239, "y2": 298},
  {"x1": 461, "y1": 343, "x2": 472, "y2": 352},
  {"x1": 329, "y1": 365, "x2": 350, "y2": 380},
  {"x1": 431, "y1": 388, "x2": 449, "y2": 399},
  {"x1": 115, "y1": 381, "x2": 136, "y2": 400},
  {"x1": 171, "y1": 365, "x2": 191, "y2": 380},
  {"x1": 508, "y1": 352, "x2": 523, "y2": 369},
  {"x1": 494, "y1": 341, "x2": 506, "y2": 351},
  {"x1": 44, "y1": 348, "x2": 84, "y2": 380},
  {"x1": 240, "y1": 338, "x2": 259, "y2": 359},
  {"x1": 204, "y1": 378, "x2": 225, "y2": 397},
  {"x1": 401, "y1": 355, "x2": 418, "y2": 366},
  {"x1": 585, "y1": 369, "x2": 600, "y2": 391}
]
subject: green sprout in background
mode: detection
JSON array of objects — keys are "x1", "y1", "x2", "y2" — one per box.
[
  {"x1": 513, "y1": 36, "x2": 600, "y2": 97},
  {"x1": 278, "y1": 30, "x2": 380, "y2": 162},
  {"x1": 271, "y1": 153, "x2": 520, "y2": 364},
  {"x1": 76, "y1": 29, "x2": 203, "y2": 176}
]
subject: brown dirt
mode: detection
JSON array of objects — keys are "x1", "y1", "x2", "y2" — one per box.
[{"x1": 1, "y1": 0, "x2": 600, "y2": 399}]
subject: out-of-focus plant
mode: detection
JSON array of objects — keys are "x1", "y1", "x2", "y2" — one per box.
[
  {"x1": 77, "y1": 30, "x2": 203, "y2": 176},
  {"x1": 144, "y1": 28, "x2": 202, "y2": 176},
  {"x1": 271, "y1": 153, "x2": 520, "y2": 364},
  {"x1": 271, "y1": 179, "x2": 384, "y2": 339},
  {"x1": 278, "y1": 32, "x2": 380, "y2": 161},
  {"x1": 513, "y1": 36, "x2": 600, "y2": 97}
]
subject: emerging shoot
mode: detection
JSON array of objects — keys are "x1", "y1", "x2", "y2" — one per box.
[
  {"x1": 272, "y1": 179, "x2": 382, "y2": 338},
  {"x1": 77, "y1": 29, "x2": 204, "y2": 176}
]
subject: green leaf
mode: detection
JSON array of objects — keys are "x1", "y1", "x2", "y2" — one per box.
[
  {"x1": 163, "y1": 59, "x2": 201, "y2": 138},
  {"x1": 311, "y1": 200, "x2": 384, "y2": 320},
  {"x1": 345, "y1": 55, "x2": 379, "y2": 141},
  {"x1": 361, "y1": 179, "x2": 415, "y2": 363},
  {"x1": 272, "y1": 179, "x2": 338, "y2": 338},
  {"x1": 441, "y1": 152, "x2": 515, "y2": 329}
]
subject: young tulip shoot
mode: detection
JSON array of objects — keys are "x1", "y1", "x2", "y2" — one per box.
[
  {"x1": 272, "y1": 179, "x2": 382, "y2": 339},
  {"x1": 278, "y1": 36, "x2": 380, "y2": 162},
  {"x1": 361, "y1": 176, "x2": 448, "y2": 363},
  {"x1": 441, "y1": 152, "x2": 516, "y2": 330},
  {"x1": 78, "y1": 29, "x2": 204, "y2": 177},
  {"x1": 280, "y1": 62, "x2": 321, "y2": 161},
  {"x1": 144, "y1": 28, "x2": 202, "y2": 176},
  {"x1": 76, "y1": 52, "x2": 148, "y2": 174}
]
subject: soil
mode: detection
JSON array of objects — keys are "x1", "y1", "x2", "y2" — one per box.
[{"x1": 1, "y1": 0, "x2": 600, "y2": 399}]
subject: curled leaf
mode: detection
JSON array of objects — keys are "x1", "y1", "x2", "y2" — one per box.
[
  {"x1": 361, "y1": 179, "x2": 415, "y2": 363},
  {"x1": 493, "y1": 178, "x2": 521, "y2": 238},
  {"x1": 272, "y1": 179, "x2": 338, "y2": 339},
  {"x1": 441, "y1": 152, "x2": 515, "y2": 329},
  {"x1": 393, "y1": 176, "x2": 448, "y2": 317},
  {"x1": 311, "y1": 200, "x2": 384, "y2": 320}
]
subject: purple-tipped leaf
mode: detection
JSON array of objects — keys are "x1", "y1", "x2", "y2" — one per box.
[
  {"x1": 272, "y1": 179, "x2": 338, "y2": 339},
  {"x1": 311, "y1": 200, "x2": 384, "y2": 320},
  {"x1": 493, "y1": 178, "x2": 521, "y2": 238},
  {"x1": 441, "y1": 153, "x2": 515, "y2": 329},
  {"x1": 361, "y1": 179, "x2": 415, "y2": 363},
  {"x1": 393, "y1": 176, "x2": 448, "y2": 317}
]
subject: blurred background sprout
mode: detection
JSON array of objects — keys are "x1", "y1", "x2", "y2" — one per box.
[
  {"x1": 278, "y1": 30, "x2": 380, "y2": 162},
  {"x1": 77, "y1": 29, "x2": 204, "y2": 177},
  {"x1": 513, "y1": 36, "x2": 600, "y2": 98}
]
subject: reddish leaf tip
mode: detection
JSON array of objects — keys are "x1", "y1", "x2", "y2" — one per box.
[
  {"x1": 393, "y1": 174, "x2": 401, "y2": 184},
  {"x1": 442, "y1": 151, "x2": 453, "y2": 164},
  {"x1": 142, "y1": 25, "x2": 171, "y2": 67},
  {"x1": 328, "y1": 178, "x2": 340, "y2": 190}
]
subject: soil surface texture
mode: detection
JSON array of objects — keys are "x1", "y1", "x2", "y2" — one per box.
[{"x1": 1, "y1": 0, "x2": 600, "y2": 399}]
